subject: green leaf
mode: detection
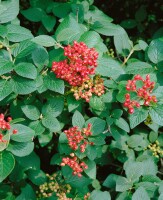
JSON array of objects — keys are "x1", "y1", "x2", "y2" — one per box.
[
  {"x1": 10, "y1": 124, "x2": 35, "y2": 142},
  {"x1": 52, "y1": 2, "x2": 72, "y2": 18},
  {"x1": 11, "y1": 75, "x2": 36, "y2": 95},
  {"x1": 85, "y1": 8, "x2": 113, "y2": 24},
  {"x1": 32, "y1": 47, "x2": 49, "y2": 69},
  {"x1": 112, "y1": 109, "x2": 123, "y2": 119},
  {"x1": 148, "y1": 38, "x2": 163, "y2": 64},
  {"x1": 103, "y1": 174, "x2": 118, "y2": 188},
  {"x1": 67, "y1": 95, "x2": 82, "y2": 112},
  {"x1": 16, "y1": 184, "x2": 36, "y2": 200},
  {"x1": 0, "y1": 57, "x2": 13, "y2": 75},
  {"x1": 16, "y1": 152, "x2": 40, "y2": 170},
  {"x1": 42, "y1": 97, "x2": 64, "y2": 118},
  {"x1": 127, "y1": 135, "x2": 147, "y2": 150},
  {"x1": 32, "y1": 35, "x2": 56, "y2": 47},
  {"x1": 86, "y1": 145, "x2": 97, "y2": 160},
  {"x1": 135, "y1": 182, "x2": 157, "y2": 198},
  {"x1": 44, "y1": 73, "x2": 64, "y2": 94},
  {"x1": 21, "y1": 8, "x2": 44, "y2": 22},
  {"x1": 38, "y1": 131, "x2": 53, "y2": 147},
  {"x1": 84, "y1": 160, "x2": 96, "y2": 179},
  {"x1": 14, "y1": 62, "x2": 37, "y2": 80},
  {"x1": 149, "y1": 131, "x2": 158, "y2": 143},
  {"x1": 92, "y1": 21, "x2": 125, "y2": 36},
  {"x1": 79, "y1": 31, "x2": 102, "y2": 47},
  {"x1": 132, "y1": 187, "x2": 150, "y2": 200},
  {"x1": 0, "y1": 151, "x2": 15, "y2": 182},
  {"x1": 55, "y1": 14, "x2": 87, "y2": 42},
  {"x1": 89, "y1": 96, "x2": 105, "y2": 111},
  {"x1": 7, "y1": 141, "x2": 34, "y2": 157},
  {"x1": 0, "y1": 25, "x2": 7, "y2": 38},
  {"x1": 125, "y1": 161, "x2": 143, "y2": 182},
  {"x1": 149, "y1": 105, "x2": 163, "y2": 126},
  {"x1": 114, "y1": 31, "x2": 132, "y2": 55},
  {"x1": 120, "y1": 19, "x2": 137, "y2": 29},
  {"x1": 125, "y1": 62, "x2": 154, "y2": 74},
  {"x1": 21, "y1": 105, "x2": 40, "y2": 120},
  {"x1": 90, "y1": 190, "x2": 111, "y2": 200},
  {"x1": 26, "y1": 169, "x2": 46, "y2": 186},
  {"x1": 12, "y1": 40, "x2": 36, "y2": 59},
  {"x1": 42, "y1": 15, "x2": 56, "y2": 32},
  {"x1": 115, "y1": 118, "x2": 130, "y2": 132},
  {"x1": 72, "y1": 110, "x2": 85, "y2": 129},
  {"x1": 29, "y1": 120, "x2": 45, "y2": 136},
  {"x1": 0, "y1": 80, "x2": 13, "y2": 101},
  {"x1": 85, "y1": 117, "x2": 106, "y2": 136},
  {"x1": 6, "y1": 24, "x2": 33, "y2": 42},
  {"x1": 42, "y1": 116, "x2": 61, "y2": 132},
  {"x1": 141, "y1": 159, "x2": 157, "y2": 176},
  {"x1": 0, "y1": 0, "x2": 19, "y2": 24},
  {"x1": 116, "y1": 176, "x2": 133, "y2": 192},
  {"x1": 129, "y1": 108, "x2": 148, "y2": 129},
  {"x1": 65, "y1": 175, "x2": 91, "y2": 189},
  {"x1": 135, "y1": 5, "x2": 147, "y2": 22},
  {"x1": 97, "y1": 57, "x2": 125, "y2": 79}
]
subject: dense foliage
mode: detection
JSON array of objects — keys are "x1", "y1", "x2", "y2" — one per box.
[{"x1": 0, "y1": 0, "x2": 163, "y2": 199}]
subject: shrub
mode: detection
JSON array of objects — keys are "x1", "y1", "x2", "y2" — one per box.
[{"x1": 0, "y1": 0, "x2": 163, "y2": 199}]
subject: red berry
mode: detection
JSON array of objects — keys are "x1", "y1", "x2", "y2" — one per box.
[
  {"x1": 13, "y1": 129, "x2": 18, "y2": 134},
  {"x1": 129, "y1": 108, "x2": 134, "y2": 114},
  {"x1": 7, "y1": 117, "x2": 12, "y2": 122}
]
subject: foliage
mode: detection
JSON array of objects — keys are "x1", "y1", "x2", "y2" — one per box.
[{"x1": 0, "y1": 0, "x2": 163, "y2": 199}]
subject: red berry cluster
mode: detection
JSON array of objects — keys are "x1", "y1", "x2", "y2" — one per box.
[
  {"x1": 124, "y1": 74, "x2": 157, "y2": 114},
  {"x1": 52, "y1": 41, "x2": 98, "y2": 86},
  {"x1": 61, "y1": 154, "x2": 88, "y2": 177},
  {"x1": 0, "y1": 114, "x2": 11, "y2": 130},
  {"x1": 71, "y1": 75, "x2": 105, "y2": 102},
  {"x1": 64, "y1": 123, "x2": 92, "y2": 153},
  {"x1": 0, "y1": 114, "x2": 18, "y2": 143}
]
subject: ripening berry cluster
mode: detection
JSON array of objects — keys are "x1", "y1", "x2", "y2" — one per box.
[
  {"x1": 71, "y1": 75, "x2": 105, "y2": 102},
  {"x1": 61, "y1": 153, "x2": 88, "y2": 178},
  {"x1": 146, "y1": 140, "x2": 163, "y2": 158},
  {"x1": 0, "y1": 114, "x2": 18, "y2": 143},
  {"x1": 52, "y1": 41, "x2": 98, "y2": 86},
  {"x1": 124, "y1": 74, "x2": 157, "y2": 114},
  {"x1": 64, "y1": 123, "x2": 92, "y2": 152},
  {"x1": 37, "y1": 173, "x2": 72, "y2": 200}
]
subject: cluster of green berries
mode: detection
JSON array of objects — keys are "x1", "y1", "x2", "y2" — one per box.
[
  {"x1": 147, "y1": 140, "x2": 163, "y2": 158},
  {"x1": 37, "y1": 173, "x2": 72, "y2": 200},
  {"x1": 107, "y1": 48, "x2": 114, "y2": 58}
]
